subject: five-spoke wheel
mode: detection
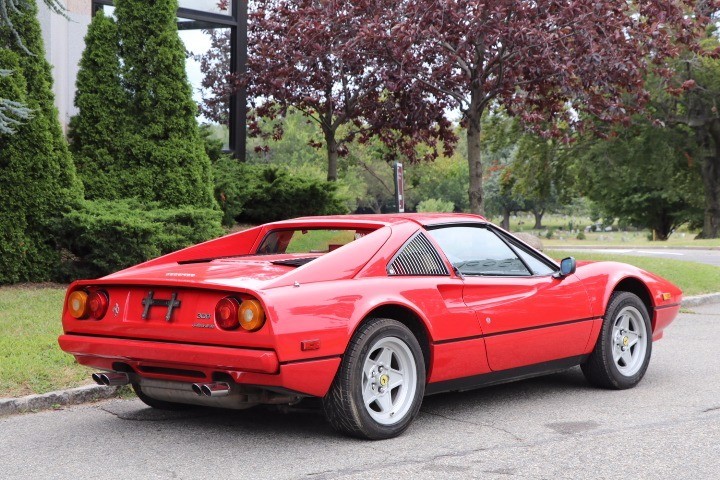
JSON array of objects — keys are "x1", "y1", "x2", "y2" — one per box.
[
  {"x1": 611, "y1": 305, "x2": 648, "y2": 377},
  {"x1": 361, "y1": 337, "x2": 418, "y2": 425},
  {"x1": 582, "y1": 292, "x2": 652, "y2": 389},
  {"x1": 323, "y1": 318, "x2": 425, "y2": 439}
]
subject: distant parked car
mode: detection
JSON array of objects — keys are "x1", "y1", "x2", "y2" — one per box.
[{"x1": 59, "y1": 214, "x2": 681, "y2": 439}]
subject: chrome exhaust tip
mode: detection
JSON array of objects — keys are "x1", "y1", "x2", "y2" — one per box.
[
  {"x1": 191, "y1": 383, "x2": 204, "y2": 396},
  {"x1": 199, "y1": 382, "x2": 231, "y2": 397},
  {"x1": 92, "y1": 372, "x2": 130, "y2": 387}
]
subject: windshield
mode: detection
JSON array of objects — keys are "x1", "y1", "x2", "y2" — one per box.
[{"x1": 257, "y1": 228, "x2": 374, "y2": 255}]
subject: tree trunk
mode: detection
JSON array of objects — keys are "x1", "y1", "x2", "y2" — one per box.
[
  {"x1": 467, "y1": 106, "x2": 484, "y2": 215},
  {"x1": 533, "y1": 209, "x2": 544, "y2": 230},
  {"x1": 697, "y1": 120, "x2": 720, "y2": 239},
  {"x1": 325, "y1": 128, "x2": 338, "y2": 182},
  {"x1": 501, "y1": 208, "x2": 510, "y2": 230}
]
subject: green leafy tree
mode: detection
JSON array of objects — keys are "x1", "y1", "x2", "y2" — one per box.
[
  {"x1": 652, "y1": 29, "x2": 720, "y2": 238},
  {"x1": 481, "y1": 112, "x2": 526, "y2": 229},
  {"x1": 510, "y1": 135, "x2": 573, "y2": 229},
  {"x1": 0, "y1": 2, "x2": 83, "y2": 283},
  {"x1": 246, "y1": 109, "x2": 327, "y2": 167},
  {"x1": 411, "y1": 152, "x2": 469, "y2": 212},
  {"x1": 68, "y1": 11, "x2": 128, "y2": 200},
  {"x1": 116, "y1": 0, "x2": 214, "y2": 208},
  {"x1": 416, "y1": 198, "x2": 454, "y2": 213},
  {"x1": 0, "y1": 0, "x2": 66, "y2": 133},
  {"x1": 572, "y1": 122, "x2": 703, "y2": 240},
  {"x1": 70, "y1": 0, "x2": 214, "y2": 208}
]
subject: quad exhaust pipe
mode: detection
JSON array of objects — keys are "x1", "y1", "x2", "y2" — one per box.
[
  {"x1": 92, "y1": 372, "x2": 130, "y2": 387},
  {"x1": 192, "y1": 382, "x2": 231, "y2": 397}
]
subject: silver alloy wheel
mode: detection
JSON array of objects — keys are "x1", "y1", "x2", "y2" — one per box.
[
  {"x1": 611, "y1": 305, "x2": 648, "y2": 377},
  {"x1": 361, "y1": 336, "x2": 417, "y2": 426}
]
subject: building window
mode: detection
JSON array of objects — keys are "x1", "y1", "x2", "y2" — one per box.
[{"x1": 91, "y1": 0, "x2": 246, "y2": 159}]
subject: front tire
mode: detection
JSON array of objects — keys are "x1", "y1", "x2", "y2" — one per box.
[
  {"x1": 323, "y1": 318, "x2": 426, "y2": 439},
  {"x1": 582, "y1": 292, "x2": 652, "y2": 389}
]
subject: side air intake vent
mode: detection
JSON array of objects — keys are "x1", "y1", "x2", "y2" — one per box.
[{"x1": 388, "y1": 233, "x2": 449, "y2": 276}]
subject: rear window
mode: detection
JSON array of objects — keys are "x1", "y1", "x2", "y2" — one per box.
[{"x1": 257, "y1": 228, "x2": 374, "y2": 255}]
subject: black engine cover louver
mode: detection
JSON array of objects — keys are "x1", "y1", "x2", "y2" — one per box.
[{"x1": 388, "y1": 233, "x2": 449, "y2": 276}]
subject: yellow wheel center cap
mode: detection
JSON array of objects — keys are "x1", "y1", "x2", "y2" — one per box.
[
  {"x1": 380, "y1": 374, "x2": 389, "y2": 387},
  {"x1": 623, "y1": 337, "x2": 629, "y2": 347}
]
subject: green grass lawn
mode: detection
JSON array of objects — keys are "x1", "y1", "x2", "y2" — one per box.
[
  {"x1": 550, "y1": 250, "x2": 720, "y2": 297},
  {"x1": 0, "y1": 285, "x2": 90, "y2": 398},
  {"x1": 494, "y1": 213, "x2": 720, "y2": 248}
]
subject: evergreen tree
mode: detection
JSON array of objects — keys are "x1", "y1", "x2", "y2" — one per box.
[
  {"x1": 113, "y1": 0, "x2": 214, "y2": 208},
  {"x1": 0, "y1": 0, "x2": 66, "y2": 134},
  {"x1": 68, "y1": 11, "x2": 128, "y2": 200},
  {"x1": 0, "y1": 1, "x2": 83, "y2": 283}
]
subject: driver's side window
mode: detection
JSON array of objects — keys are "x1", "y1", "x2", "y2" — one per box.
[{"x1": 428, "y1": 226, "x2": 531, "y2": 276}]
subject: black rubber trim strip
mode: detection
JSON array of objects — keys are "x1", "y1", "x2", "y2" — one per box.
[
  {"x1": 655, "y1": 303, "x2": 680, "y2": 310},
  {"x1": 433, "y1": 316, "x2": 601, "y2": 345},
  {"x1": 425, "y1": 355, "x2": 588, "y2": 395}
]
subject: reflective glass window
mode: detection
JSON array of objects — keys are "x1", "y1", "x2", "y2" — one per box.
[{"x1": 429, "y1": 226, "x2": 531, "y2": 276}]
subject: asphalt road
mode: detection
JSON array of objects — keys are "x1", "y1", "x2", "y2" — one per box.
[
  {"x1": 552, "y1": 247, "x2": 720, "y2": 267},
  {"x1": 2, "y1": 304, "x2": 719, "y2": 480}
]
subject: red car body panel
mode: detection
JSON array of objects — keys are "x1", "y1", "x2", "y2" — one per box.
[{"x1": 59, "y1": 214, "x2": 682, "y2": 399}]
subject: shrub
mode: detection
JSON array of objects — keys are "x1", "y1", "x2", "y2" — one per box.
[
  {"x1": 213, "y1": 159, "x2": 347, "y2": 225},
  {"x1": 576, "y1": 231, "x2": 586, "y2": 240},
  {"x1": 56, "y1": 200, "x2": 223, "y2": 280},
  {"x1": 416, "y1": 198, "x2": 455, "y2": 213},
  {"x1": 67, "y1": 11, "x2": 129, "y2": 201},
  {"x1": 69, "y1": 0, "x2": 215, "y2": 209},
  {"x1": 0, "y1": 6, "x2": 83, "y2": 284}
]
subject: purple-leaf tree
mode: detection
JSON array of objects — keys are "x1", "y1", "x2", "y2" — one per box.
[
  {"x1": 369, "y1": 0, "x2": 714, "y2": 213},
  {"x1": 197, "y1": 0, "x2": 456, "y2": 180}
]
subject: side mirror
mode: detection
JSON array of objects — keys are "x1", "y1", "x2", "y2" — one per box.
[{"x1": 554, "y1": 257, "x2": 576, "y2": 279}]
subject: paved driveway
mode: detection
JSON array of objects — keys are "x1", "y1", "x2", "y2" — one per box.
[{"x1": 1, "y1": 304, "x2": 719, "y2": 479}]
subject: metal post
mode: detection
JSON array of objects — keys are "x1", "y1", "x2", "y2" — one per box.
[
  {"x1": 394, "y1": 162, "x2": 405, "y2": 213},
  {"x1": 229, "y1": 0, "x2": 248, "y2": 161}
]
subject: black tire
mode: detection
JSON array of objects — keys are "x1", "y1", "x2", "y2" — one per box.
[
  {"x1": 323, "y1": 318, "x2": 426, "y2": 440},
  {"x1": 131, "y1": 383, "x2": 194, "y2": 410},
  {"x1": 582, "y1": 291, "x2": 652, "y2": 389}
]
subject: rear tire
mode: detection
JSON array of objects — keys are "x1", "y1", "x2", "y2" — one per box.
[
  {"x1": 131, "y1": 383, "x2": 193, "y2": 410},
  {"x1": 582, "y1": 292, "x2": 652, "y2": 389},
  {"x1": 323, "y1": 318, "x2": 425, "y2": 439}
]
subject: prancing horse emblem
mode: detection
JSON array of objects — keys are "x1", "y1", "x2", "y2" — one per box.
[{"x1": 112, "y1": 303, "x2": 120, "y2": 317}]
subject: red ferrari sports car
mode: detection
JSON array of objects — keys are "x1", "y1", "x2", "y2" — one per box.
[{"x1": 59, "y1": 214, "x2": 681, "y2": 439}]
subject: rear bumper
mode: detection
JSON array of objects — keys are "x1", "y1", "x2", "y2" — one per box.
[{"x1": 58, "y1": 334, "x2": 340, "y2": 397}]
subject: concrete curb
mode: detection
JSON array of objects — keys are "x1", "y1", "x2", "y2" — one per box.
[
  {"x1": 0, "y1": 384, "x2": 121, "y2": 418},
  {"x1": 681, "y1": 292, "x2": 720, "y2": 308},
  {"x1": 1, "y1": 292, "x2": 718, "y2": 418}
]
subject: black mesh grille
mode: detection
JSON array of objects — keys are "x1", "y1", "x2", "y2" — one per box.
[{"x1": 388, "y1": 233, "x2": 449, "y2": 276}]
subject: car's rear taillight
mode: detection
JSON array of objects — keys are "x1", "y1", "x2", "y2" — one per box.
[
  {"x1": 88, "y1": 290, "x2": 109, "y2": 319},
  {"x1": 68, "y1": 291, "x2": 89, "y2": 319},
  {"x1": 68, "y1": 289, "x2": 109, "y2": 320},
  {"x1": 215, "y1": 297, "x2": 266, "y2": 332},
  {"x1": 238, "y1": 299, "x2": 265, "y2": 332},
  {"x1": 215, "y1": 297, "x2": 240, "y2": 330}
]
